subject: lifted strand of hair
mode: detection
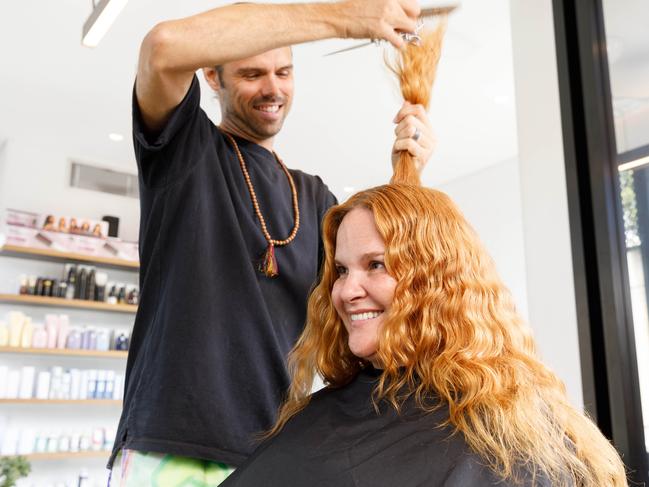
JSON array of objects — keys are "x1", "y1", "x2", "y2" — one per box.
[{"x1": 385, "y1": 19, "x2": 447, "y2": 186}]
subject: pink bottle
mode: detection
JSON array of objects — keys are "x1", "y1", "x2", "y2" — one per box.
[
  {"x1": 31, "y1": 324, "x2": 47, "y2": 348},
  {"x1": 44, "y1": 314, "x2": 59, "y2": 349}
]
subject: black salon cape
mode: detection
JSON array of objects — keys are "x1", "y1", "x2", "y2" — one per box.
[{"x1": 221, "y1": 368, "x2": 551, "y2": 487}]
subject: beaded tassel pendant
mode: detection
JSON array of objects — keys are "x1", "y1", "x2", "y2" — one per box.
[
  {"x1": 222, "y1": 131, "x2": 300, "y2": 278},
  {"x1": 259, "y1": 244, "x2": 279, "y2": 278}
]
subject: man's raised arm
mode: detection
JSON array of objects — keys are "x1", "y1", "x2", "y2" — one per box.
[{"x1": 135, "y1": 0, "x2": 420, "y2": 131}]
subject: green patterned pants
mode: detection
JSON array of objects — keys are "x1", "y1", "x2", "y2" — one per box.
[{"x1": 119, "y1": 449, "x2": 235, "y2": 487}]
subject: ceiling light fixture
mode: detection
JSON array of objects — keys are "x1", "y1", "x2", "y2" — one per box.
[
  {"x1": 82, "y1": 0, "x2": 128, "y2": 48},
  {"x1": 109, "y1": 133, "x2": 124, "y2": 142},
  {"x1": 619, "y1": 155, "x2": 649, "y2": 173}
]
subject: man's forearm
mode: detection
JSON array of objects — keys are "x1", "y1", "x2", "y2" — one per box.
[{"x1": 143, "y1": 3, "x2": 345, "y2": 74}]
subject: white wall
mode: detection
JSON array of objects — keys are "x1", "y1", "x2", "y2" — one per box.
[
  {"x1": 439, "y1": 158, "x2": 529, "y2": 320},
  {"x1": 510, "y1": 0, "x2": 583, "y2": 408},
  {"x1": 0, "y1": 138, "x2": 8, "y2": 211},
  {"x1": 0, "y1": 135, "x2": 140, "y2": 242}
]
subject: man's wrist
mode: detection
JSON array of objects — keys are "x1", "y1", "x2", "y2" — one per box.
[{"x1": 313, "y1": 1, "x2": 349, "y2": 39}]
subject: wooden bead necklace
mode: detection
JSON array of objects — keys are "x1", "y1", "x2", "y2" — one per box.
[{"x1": 223, "y1": 131, "x2": 300, "y2": 278}]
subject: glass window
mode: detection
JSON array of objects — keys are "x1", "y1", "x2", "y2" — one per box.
[{"x1": 603, "y1": 0, "x2": 649, "y2": 452}]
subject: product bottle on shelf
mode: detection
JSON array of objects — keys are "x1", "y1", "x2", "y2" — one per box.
[
  {"x1": 65, "y1": 265, "x2": 77, "y2": 300},
  {"x1": 76, "y1": 267, "x2": 87, "y2": 300},
  {"x1": 78, "y1": 468, "x2": 90, "y2": 487},
  {"x1": 87, "y1": 268, "x2": 96, "y2": 301},
  {"x1": 0, "y1": 321, "x2": 9, "y2": 346},
  {"x1": 20, "y1": 317, "x2": 33, "y2": 348},
  {"x1": 32, "y1": 323, "x2": 47, "y2": 348}
]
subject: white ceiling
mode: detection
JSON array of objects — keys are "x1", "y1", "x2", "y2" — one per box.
[{"x1": 0, "y1": 0, "x2": 519, "y2": 197}]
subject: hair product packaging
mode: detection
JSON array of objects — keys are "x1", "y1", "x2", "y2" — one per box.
[
  {"x1": 95, "y1": 272, "x2": 108, "y2": 301},
  {"x1": 57, "y1": 315, "x2": 70, "y2": 349},
  {"x1": 70, "y1": 369, "x2": 81, "y2": 400},
  {"x1": 6, "y1": 370, "x2": 20, "y2": 398},
  {"x1": 96, "y1": 370, "x2": 106, "y2": 399},
  {"x1": 96, "y1": 329, "x2": 110, "y2": 351},
  {"x1": 87, "y1": 370, "x2": 97, "y2": 399},
  {"x1": 105, "y1": 371, "x2": 115, "y2": 399},
  {"x1": 35, "y1": 371, "x2": 52, "y2": 399},
  {"x1": 20, "y1": 317, "x2": 33, "y2": 348},
  {"x1": 66, "y1": 328, "x2": 82, "y2": 349},
  {"x1": 44, "y1": 314, "x2": 59, "y2": 349},
  {"x1": 8, "y1": 311, "x2": 24, "y2": 347},
  {"x1": 0, "y1": 366, "x2": 8, "y2": 398},
  {"x1": 18, "y1": 366, "x2": 35, "y2": 399},
  {"x1": 31, "y1": 324, "x2": 47, "y2": 348},
  {"x1": 0, "y1": 321, "x2": 8, "y2": 347}
]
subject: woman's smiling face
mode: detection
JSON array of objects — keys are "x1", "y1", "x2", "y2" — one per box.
[{"x1": 331, "y1": 207, "x2": 397, "y2": 367}]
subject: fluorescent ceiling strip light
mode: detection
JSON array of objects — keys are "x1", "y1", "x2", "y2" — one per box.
[
  {"x1": 82, "y1": 0, "x2": 129, "y2": 48},
  {"x1": 619, "y1": 155, "x2": 649, "y2": 173}
]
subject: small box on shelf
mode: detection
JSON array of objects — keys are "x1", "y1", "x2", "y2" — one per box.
[{"x1": 1, "y1": 209, "x2": 139, "y2": 266}]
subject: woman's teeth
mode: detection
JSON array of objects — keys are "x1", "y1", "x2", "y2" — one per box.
[{"x1": 350, "y1": 311, "x2": 382, "y2": 321}]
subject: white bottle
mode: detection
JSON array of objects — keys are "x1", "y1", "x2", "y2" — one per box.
[
  {"x1": 96, "y1": 370, "x2": 106, "y2": 399},
  {"x1": 6, "y1": 370, "x2": 20, "y2": 398},
  {"x1": 44, "y1": 314, "x2": 59, "y2": 349},
  {"x1": 46, "y1": 430, "x2": 59, "y2": 452},
  {"x1": 0, "y1": 366, "x2": 8, "y2": 398},
  {"x1": 36, "y1": 371, "x2": 52, "y2": 399},
  {"x1": 34, "y1": 431, "x2": 48, "y2": 453},
  {"x1": 58, "y1": 434, "x2": 71, "y2": 452},
  {"x1": 105, "y1": 370, "x2": 115, "y2": 399},
  {"x1": 113, "y1": 374, "x2": 125, "y2": 400},
  {"x1": 79, "y1": 369, "x2": 89, "y2": 399},
  {"x1": 91, "y1": 428, "x2": 104, "y2": 451},
  {"x1": 0, "y1": 427, "x2": 19, "y2": 455},
  {"x1": 18, "y1": 366, "x2": 36, "y2": 399},
  {"x1": 61, "y1": 371, "x2": 72, "y2": 399},
  {"x1": 69, "y1": 432, "x2": 81, "y2": 452},
  {"x1": 17, "y1": 428, "x2": 36, "y2": 454},
  {"x1": 57, "y1": 314, "x2": 70, "y2": 349},
  {"x1": 70, "y1": 368, "x2": 81, "y2": 400},
  {"x1": 87, "y1": 369, "x2": 98, "y2": 399},
  {"x1": 0, "y1": 321, "x2": 9, "y2": 346},
  {"x1": 78, "y1": 468, "x2": 90, "y2": 487},
  {"x1": 49, "y1": 366, "x2": 63, "y2": 399},
  {"x1": 8, "y1": 311, "x2": 24, "y2": 347},
  {"x1": 20, "y1": 316, "x2": 33, "y2": 348}
]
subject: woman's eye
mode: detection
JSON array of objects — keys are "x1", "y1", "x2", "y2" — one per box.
[
  {"x1": 369, "y1": 261, "x2": 385, "y2": 270},
  {"x1": 335, "y1": 266, "x2": 347, "y2": 276}
]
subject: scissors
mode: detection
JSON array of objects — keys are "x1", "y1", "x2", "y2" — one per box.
[{"x1": 324, "y1": 5, "x2": 458, "y2": 57}]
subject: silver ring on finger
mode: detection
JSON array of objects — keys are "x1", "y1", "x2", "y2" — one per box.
[{"x1": 412, "y1": 128, "x2": 421, "y2": 142}]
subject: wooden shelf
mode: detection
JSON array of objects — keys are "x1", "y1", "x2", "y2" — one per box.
[
  {"x1": 0, "y1": 399, "x2": 121, "y2": 405},
  {"x1": 0, "y1": 450, "x2": 110, "y2": 461},
  {"x1": 0, "y1": 244, "x2": 139, "y2": 270},
  {"x1": 0, "y1": 346, "x2": 128, "y2": 359},
  {"x1": 0, "y1": 294, "x2": 137, "y2": 313}
]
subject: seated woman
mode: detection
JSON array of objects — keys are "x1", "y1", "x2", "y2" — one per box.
[{"x1": 221, "y1": 184, "x2": 627, "y2": 487}]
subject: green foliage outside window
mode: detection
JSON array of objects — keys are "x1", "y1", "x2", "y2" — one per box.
[{"x1": 620, "y1": 170, "x2": 641, "y2": 248}]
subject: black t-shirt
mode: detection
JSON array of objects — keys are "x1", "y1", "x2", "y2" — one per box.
[
  {"x1": 222, "y1": 368, "x2": 553, "y2": 487},
  {"x1": 109, "y1": 76, "x2": 337, "y2": 468}
]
